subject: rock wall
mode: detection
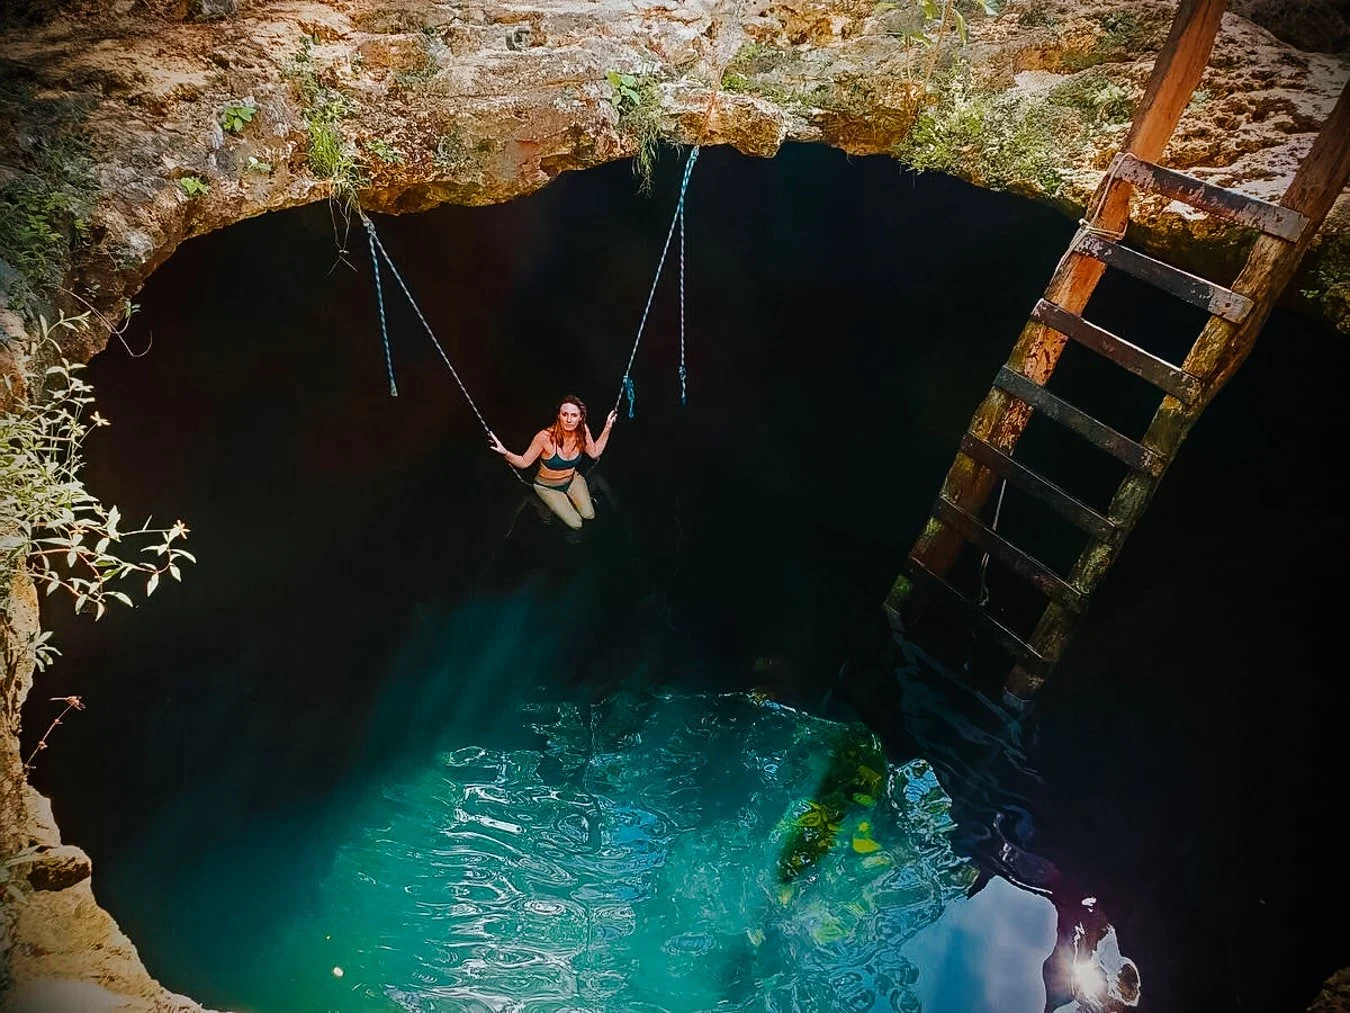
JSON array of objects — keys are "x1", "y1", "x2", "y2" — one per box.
[
  {"x1": 0, "y1": 0, "x2": 1347, "y2": 1008},
  {"x1": 0, "y1": 0, "x2": 1346, "y2": 349}
]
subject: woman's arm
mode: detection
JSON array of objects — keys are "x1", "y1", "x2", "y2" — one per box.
[
  {"x1": 587, "y1": 410, "x2": 618, "y2": 458},
  {"x1": 490, "y1": 430, "x2": 546, "y2": 469}
]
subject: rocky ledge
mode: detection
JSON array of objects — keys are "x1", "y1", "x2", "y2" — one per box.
[
  {"x1": 0, "y1": 0, "x2": 1346, "y2": 355},
  {"x1": 0, "y1": 0, "x2": 1347, "y2": 1008}
]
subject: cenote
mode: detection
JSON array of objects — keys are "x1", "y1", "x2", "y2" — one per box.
[{"x1": 22, "y1": 144, "x2": 1350, "y2": 1011}]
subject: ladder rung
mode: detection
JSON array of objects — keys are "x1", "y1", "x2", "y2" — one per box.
[
  {"x1": 931, "y1": 495, "x2": 1085, "y2": 611},
  {"x1": 958, "y1": 434, "x2": 1118, "y2": 542},
  {"x1": 1075, "y1": 233, "x2": 1254, "y2": 324},
  {"x1": 994, "y1": 367, "x2": 1166, "y2": 477},
  {"x1": 1031, "y1": 299, "x2": 1203, "y2": 403},
  {"x1": 905, "y1": 558, "x2": 1050, "y2": 674},
  {"x1": 1113, "y1": 153, "x2": 1308, "y2": 243}
]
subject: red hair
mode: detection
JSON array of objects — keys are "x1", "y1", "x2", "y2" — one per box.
[{"x1": 547, "y1": 395, "x2": 587, "y2": 458}]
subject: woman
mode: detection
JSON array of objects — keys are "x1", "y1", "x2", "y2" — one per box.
[{"x1": 489, "y1": 396, "x2": 618, "y2": 530}]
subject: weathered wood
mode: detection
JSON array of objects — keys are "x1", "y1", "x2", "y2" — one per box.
[
  {"x1": 993, "y1": 366, "x2": 1166, "y2": 476},
  {"x1": 906, "y1": 0, "x2": 1229, "y2": 583},
  {"x1": 905, "y1": 559, "x2": 1050, "y2": 675},
  {"x1": 957, "y1": 434, "x2": 1118, "y2": 541},
  {"x1": 1004, "y1": 77, "x2": 1350, "y2": 701},
  {"x1": 1074, "y1": 234, "x2": 1254, "y2": 323},
  {"x1": 931, "y1": 496, "x2": 1086, "y2": 611},
  {"x1": 1112, "y1": 153, "x2": 1308, "y2": 242},
  {"x1": 1031, "y1": 299, "x2": 1202, "y2": 402}
]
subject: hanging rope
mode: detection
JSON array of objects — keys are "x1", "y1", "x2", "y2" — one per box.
[
  {"x1": 613, "y1": 144, "x2": 701, "y2": 419},
  {"x1": 359, "y1": 212, "x2": 527, "y2": 485},
  {"x1": 366, "y1": 226, "x2": 399, "y2": 397},
  {"x1": 678, "y1": 195, "x2": 688, "y2": 407},
  {"x1": 358, "y1": 141, "x2": 701, "y2": 483},
  {"x1": 976, "y1": 479, "x2": 1009, "y2": 608}
]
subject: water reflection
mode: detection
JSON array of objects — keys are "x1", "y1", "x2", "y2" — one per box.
[{"x1": 904, "y1": 875, "x2": 1057, "y2": 1012}]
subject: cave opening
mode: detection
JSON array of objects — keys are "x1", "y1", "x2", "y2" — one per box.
[{"x1": 22, "y1": 143, "x2": 1350, "y2": 1012}]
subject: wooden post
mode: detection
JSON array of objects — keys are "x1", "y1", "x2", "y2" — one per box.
[
  {"x1": 896, "y1": 0, "x2": 1230, "y2": 597},
  {"x1": 1004, "y1": 77, "x2": 1350, "y2": 699}
]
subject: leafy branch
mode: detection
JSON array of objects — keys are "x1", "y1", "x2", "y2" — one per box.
[{"x1": 1, "y1": 312, "x2": 195, "y2": 674}]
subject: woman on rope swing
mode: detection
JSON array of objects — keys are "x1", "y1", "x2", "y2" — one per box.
[{"x1": 489, "y1": 396, "x2": 619, "y2": 530}]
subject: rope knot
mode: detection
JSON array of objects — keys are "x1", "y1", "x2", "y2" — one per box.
[{"x1": 622, "y1": 374, "x2": 637, "y2": 418}]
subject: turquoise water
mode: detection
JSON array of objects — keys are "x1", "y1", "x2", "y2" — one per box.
[{"x1": 201, "y1": 692, "x2": 1054, "y2": 1012}]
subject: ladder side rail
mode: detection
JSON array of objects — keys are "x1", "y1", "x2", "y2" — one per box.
[
  {"x1": 898, "y1": 0, "x2": 1231, "y2": 598},
  {"x1": 1005, "y1": 79, "x2": 1350, "y2": 699}
]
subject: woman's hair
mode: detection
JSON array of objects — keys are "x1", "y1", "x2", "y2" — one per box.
[{"x1": 548, "y1": 395, "x2": 587, "y2": 454}]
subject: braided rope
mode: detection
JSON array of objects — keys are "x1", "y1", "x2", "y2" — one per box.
[
  {"x1": 678, "y1": 196, "x2": 687, "y2": 406},
  {"x1": 366, "y1": 226, "x2": 399, "y2": 397},
  {"x1": 614, "y1": 145, "x2": 701, "y2": 419},
  {"x1": 360, "y1": 213, "x2": 527, "y2": 485}
]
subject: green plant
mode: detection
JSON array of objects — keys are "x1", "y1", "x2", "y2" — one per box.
[
  {"x1": 433, "y1": 131, "x2": 468, "y2": 171},
  {"x1": 872, "y1": 0, "x2": 996, "y2": 84},
  {"x1": 177, "y1": 176, "x2": 209, "y2": 197},
  {"x1": 218, "y1": 98, "x2": 256, "y2": 134},
  {"x1": 1299, "y1": 232, "x2": 1350, "y2": 334},
  {"x1": 1061, "y1": 8, "x2": 1168, "y2": 70},
  {"x1": 245, "y1": 156, "x2": 273, "y2": 174},
  {"x1": 1049, "y1": 69, "x2": 1136, "y2": 126},
  {"x1": 0, "y1": 130, "x2": 97, "y2": 321},
  {"x1": 1015, "y1": 0, "x2": 1056, "y2": 28},
  {"x1": 605, "y1": 70, "x2": 661, "y2": 192},
  {"x1": 363, "y1": 138, "x2": 405, "y2": 165},
  {"x1": 720, "y1": 72, "x2": 752, "y2": 94},
  {"x1": 895, "y1": 66, "x2": 1075, "y2": 195},
  {"x1": 285, "y1": 41, "x2": 363, "y2": 202},
  {"x1": 395, "y1": 33, "x2": 444, "y2": 85},
  {"x1": 1, "y1": 313, "x2": 195, "y2": 675},
  {"x1": 307, "y1": 92, "x2": 363, "y2": 201},
  {"x1": 1, "y1": 846, "x2": 37, "y2": 905},
  {"x1": 725, "y1": 42, "x2": 787, "y2": 78}
]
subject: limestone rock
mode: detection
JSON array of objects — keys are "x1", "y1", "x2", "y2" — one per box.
[
  {"x1": 1309, "y1": 968, "x2": 1350, "y2": 1013},
  {"x1": 186, "y1": 0, "x2": 237, "y2": 22},
  {"x1": 0, "y1": 0, "x2": 1345, "y2": 347},
  {"x1": 11, "y1": 844, "x2": 94, "y2": 892},
  {"x1": 1231, "y1": 0, "x2": 1350, "y2": 54}
]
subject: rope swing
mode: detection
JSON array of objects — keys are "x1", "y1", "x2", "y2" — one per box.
[
  {"x1": 613, "y1": 144, "x2": 699, "y2": 420},
  {"x1": 358, "y1": 142, "x2": 701, "y2": 484},
  {"x1": 360, "y1": 211, "x2": 527, "y2": 484}
]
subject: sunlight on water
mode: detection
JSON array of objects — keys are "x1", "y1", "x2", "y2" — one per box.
[{"x1": 263, "y1": 692, "x2": 990, "y2": 1012}]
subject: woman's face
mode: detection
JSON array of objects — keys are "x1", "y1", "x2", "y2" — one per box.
[{"x1": 558, "y1": 403, "x2": 583, "y2": 431}]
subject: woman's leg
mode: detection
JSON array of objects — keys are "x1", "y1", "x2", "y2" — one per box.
[
  {"x1": 534, "y1": 484, "x2": 584, "y2": 529},
  {"x1": 566, "y1": 473, "x2": 595, "y2": 521}
]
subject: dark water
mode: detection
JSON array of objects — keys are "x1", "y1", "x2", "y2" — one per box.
[{"x1": 22, "y1": 144, "x2": 1349, "y2": 1011}]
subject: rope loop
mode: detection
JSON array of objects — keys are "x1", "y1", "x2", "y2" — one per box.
[
  {"x1": 1078, "y1": 152, "x2": 1129, "y2": 242},
  {"x1": 613, "y1": 145, "x2": 701, "y2": 417}
]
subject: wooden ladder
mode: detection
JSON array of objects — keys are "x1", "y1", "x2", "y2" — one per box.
[{"x1": 884, "y1": 0, "x2": 1350, "y2": 701}]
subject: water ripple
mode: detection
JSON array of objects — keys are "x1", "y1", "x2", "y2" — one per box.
[{"x1": 286, "y1": 692, "x2": 980, "y2": 1011}]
